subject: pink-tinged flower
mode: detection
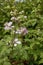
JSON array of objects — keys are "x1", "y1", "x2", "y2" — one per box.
[
  {"x1": 4, "y1": 22, "x2": 13, "y2": 30},
  {"x1": 8, "y1": 22, "x2": 12, "y2": 26},
  {"x1": 15, "y1": 27, "x2": 28, "y2": 35},
  {"x1": 20, "y1": 27, "x2": 28, "y2": 35},
  {"x1": 4, "y1": 26, "x2": 12, "y2": 30},
  {"x1": 4, "y1": 22, "x2": 12, "y2": 27}
]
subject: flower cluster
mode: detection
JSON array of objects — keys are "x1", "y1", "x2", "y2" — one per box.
[
  {"x1": 13, "y1": 38, "x2": 21, "y2": 46},
  {"x1": 15, "y1": 27, "x2": 28, "y2": 35},
  {"x1": 4, "y1": 21, "x2": 14, "y2": 30}
]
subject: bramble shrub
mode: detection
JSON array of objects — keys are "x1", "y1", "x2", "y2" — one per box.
[{"x1": 0, "y1": 0, "x2": 43, "y2": 65}]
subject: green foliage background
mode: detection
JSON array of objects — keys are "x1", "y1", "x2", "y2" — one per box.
[{"x1": 0, "y1": 0, "x2": 43, "y2": 65}]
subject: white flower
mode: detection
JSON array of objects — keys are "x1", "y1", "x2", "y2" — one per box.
[
  {"x1": 13, "y1": 38, "x2": 21, "y2": 46},
  {"x1": 4, "y1": 22, "x2": 12, "y2": 27},
  {"x1": 15, "y1": 29, "x2": 21, "y2": 34},
  {"x1": 8, "y1": 22, "x2": 12, "y2": 26},
  {"x1": 24, "y1": 16, "x2": 27, "y2": 19},
  {"x1": 22, "y1": 10, "x2": 24, "y2": 13},
  {"x1": 14, "y1": 44, "x2": 17, "y2": 46},
  {"x1": 15, "y1": 31, "x2": 21, "y2": 34},
  {"x1": 11, "y1": 17, "x2": 15, "y2": 20},
  {"x1": 16, "y1": 41, "x2": 21, "y2": 44},
  {"x1": 14, "y1": 38, "x2": 18, "y2": 42},
  {"x1": 11, "y1": 17, "x2": 17, "y2": 21}
]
